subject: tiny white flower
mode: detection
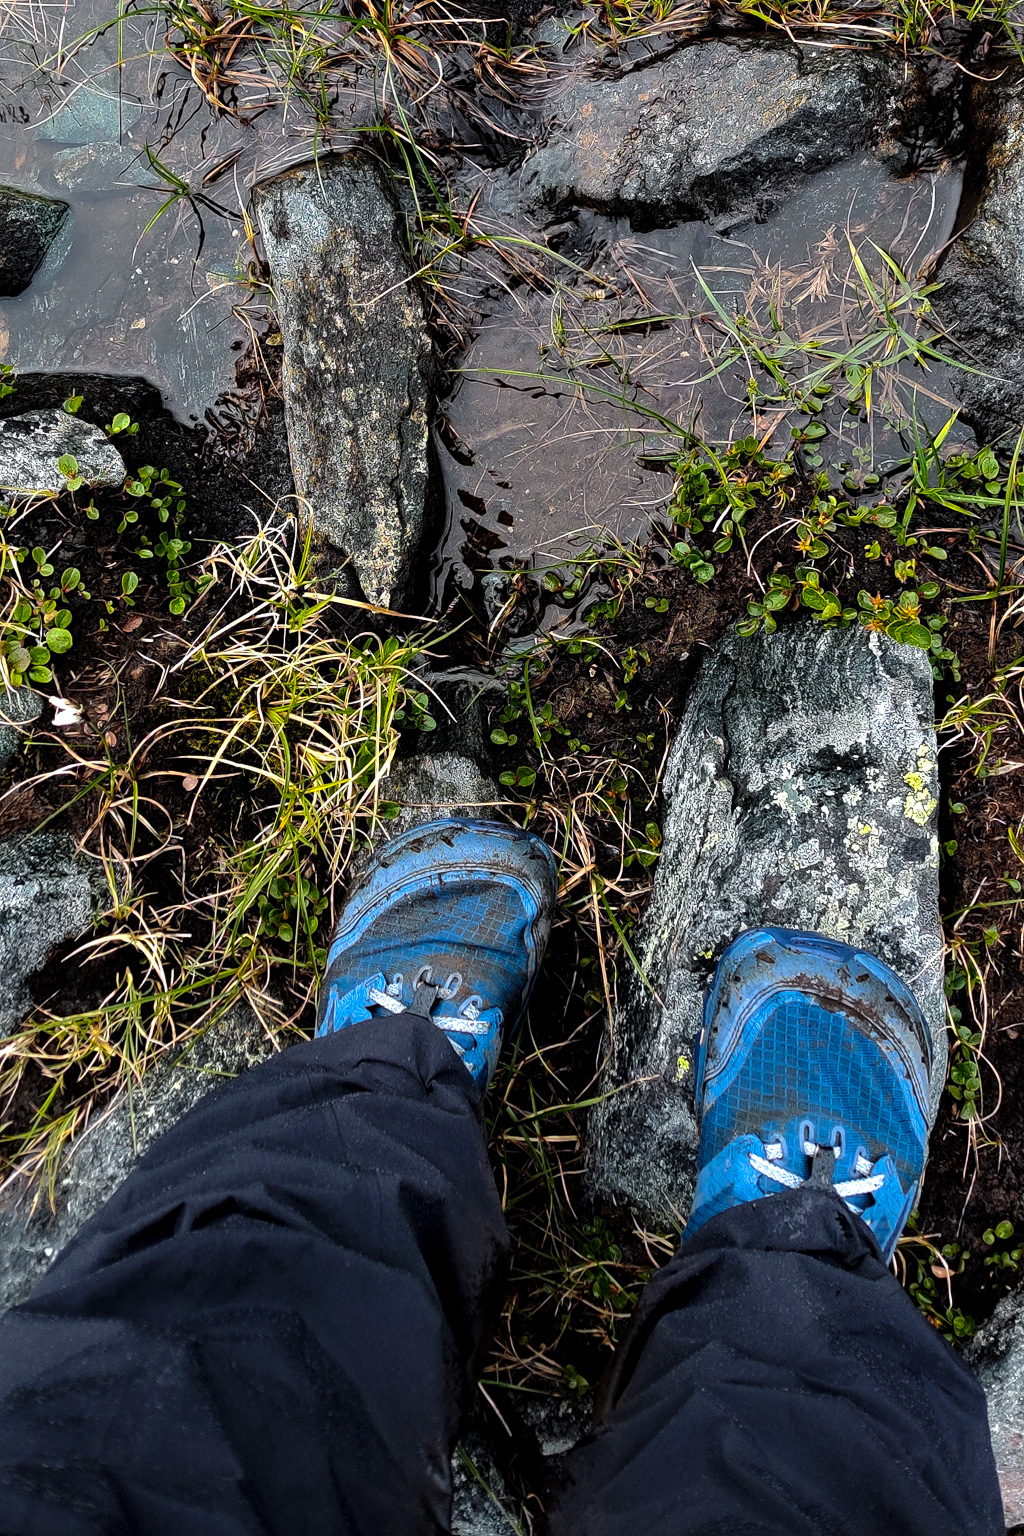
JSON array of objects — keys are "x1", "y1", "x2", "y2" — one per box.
[{"x1": 48, "y1": 696, "x2": 82, "y2": 727}]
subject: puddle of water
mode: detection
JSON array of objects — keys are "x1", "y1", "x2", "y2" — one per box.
[
  {"x1": 0, "y1": 0, "x2": 348, "y2": 422},
  {"x1": 435, "y1": 153, "x2": 966, "y2": 608}
]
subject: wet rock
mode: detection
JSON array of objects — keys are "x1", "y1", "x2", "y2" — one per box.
[
  {"x1": 966, "y1": 1291, "x2": 1024, "y2": 1526},
  {"x1": 588, "y1": 624, "x2": 944, "y2": 1222},
  {"x1": 0, "y1": 833, "x2": 105, "y2": 1037},
  {"x1": 451, "y1": 1424, "x2": 520, "y2": 1536},
  {"x1": 938, "y1": 77, "x2": 1024, "y2": 441},
  {"x1": 0, "y1": 408, "x2": 125, "y2": 495},
  {"x1": 0, "y1": 687, "x2": 44, "y2": 771},
  {"x1": 522, "y1": 41, "x2": 919, "y2": 230},
  {"x1": 384, "y1": 750, "x2": 498, "y2": 829},
  {"x1": 254, "y1": 154, "x2": 431, "y2": 608},
  {"x1": 0, "y1": 1001, "x2": 274, "y2": 1312},
  {"x1": 0, "y1": 186, "x2": 69, "y2": 296}
]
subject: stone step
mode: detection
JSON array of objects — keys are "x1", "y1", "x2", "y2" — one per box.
[{"x1": 587, "y1": 622, "x2": 945, "y2": 1224}]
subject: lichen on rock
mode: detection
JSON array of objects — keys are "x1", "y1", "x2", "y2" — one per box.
[
  {"x1": 587, "y1": 623, "x2": 945, "y2": 1224},
  {"x1": 254, "y1": 153, "x2": 432, "y2": 610}
]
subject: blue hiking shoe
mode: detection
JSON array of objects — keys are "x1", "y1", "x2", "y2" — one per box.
[
  {"x1": 316, "y1": 818, "x2": 557, "y2": 1088},
  {"x1": 686, "y1": 926, "x2": 933, "y2": 1262}
]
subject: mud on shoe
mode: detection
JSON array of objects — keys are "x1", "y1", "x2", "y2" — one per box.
[
  {"x1": 316, "y1": 818, "x2": 557, "y2": 1088},
  {"x1": 686, "y1": 926, "x2": 933, "y2": 1263}
]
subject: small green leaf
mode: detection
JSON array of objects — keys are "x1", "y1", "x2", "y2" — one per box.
[
  {"x1": 45, "y1": 627, "x2": 72, "y2": 654},
  {"x1": 892, "y1": 621, "x2": 933, "y2": 649}
]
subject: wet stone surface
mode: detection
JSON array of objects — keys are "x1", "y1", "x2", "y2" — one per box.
[
  {"x1": 254, "y1": 154, "x2": 431, "y2": 609},
  {"x1": 434, "y1": 38, "x2": 962, "y2": 608},
  {"x1": 522, "y1": 41, "x2": 919, "y2": 228},
  {"x1": 0, "y1": 408, "x2": 126, "y2": 494},
  {"x1": 0, "y1": 186, "x2": 69, "y2": 297},
  {"x1": 0, "y1": 833, "x2": 105, "y2": 1037},
  {"x1": 588, "y1": 624, "x2": 944, "y2": 1222}
]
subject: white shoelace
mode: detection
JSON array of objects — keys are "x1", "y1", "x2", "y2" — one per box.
[
  {"x1": 749, "y1": 1140, "x2": 885, "y2": 1205},
  {"x1": 367, "y1": 968, "x2": 497, "y2": 1050}
]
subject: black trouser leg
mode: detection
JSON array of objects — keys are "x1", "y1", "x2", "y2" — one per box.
[
  {"x1": 549, "y1": 1187, "x2": 1003, "y2": 1535},
  {"x1": 0, "y1": 1014, "x2": 508, "y2": 1536}
]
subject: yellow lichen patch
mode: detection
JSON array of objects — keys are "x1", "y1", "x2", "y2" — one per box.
[{"x1": 903, "y1": 743, "x2": 938, "y2": 827}]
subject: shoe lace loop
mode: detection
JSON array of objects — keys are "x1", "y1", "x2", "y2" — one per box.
[
  {"x1": 367, "y1": 968, "x2": 500, "y2": 1038},
  {"x1": 749, "y1": 1138, "x2": 885, "y2": 1210}
]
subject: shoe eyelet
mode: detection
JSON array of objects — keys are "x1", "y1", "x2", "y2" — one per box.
[
  {"x1": 386, "y1": 973, "x2": 404, "y2": 998},
  {"x1": 438, "y1": 972, "x2": 462, "y2": 1000},
  {"x1": 460, "y1": 994, "x2": 483, "y2": 1021}
]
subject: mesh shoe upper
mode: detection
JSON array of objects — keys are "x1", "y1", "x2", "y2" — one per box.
[
  {"x1": 688, "y1": 927, "x2": 933, "y2": 1262},
  {"x1": 317, "y1": 818, "x2": 557, "y2": 1087}
]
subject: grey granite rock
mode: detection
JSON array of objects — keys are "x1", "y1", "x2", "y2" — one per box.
[
  {"x1": 383, "y1": 751, "x2": 500, "y2": 833},
  {"x1": 0, "y1": 1001, "x2": 274, "y2": 1312},
  {"x1": 0, "y1": 687, "x2": 44, "y2": 771},
  {"x1": 0, "y1": 833, "x2": 105, "y2": 1036},
  {"x1": 938, "y1": 77, "x2": 1024, "y2": 441},
  {"x1": 0, "y1": 409, "x2": 125, "y2": 495},
  {"x1": 522, "y1": 40, "x2": 918, "y2": 230},
  {"x1": 588, "y1": 624, "x2": 944, "y2": 1223},
  {"x1": 967, "y1": 1291, "x2": 1024, "y2": 1527},
  {"x1": 451, "y1": 1426, "x2": 520, "y2": 1536},
  {"x1": 0, "y1": 186, "x2": 69, "y2": 296},
  {"x1": 254, "y1": 154, "x2": 431, "y2": 608}
]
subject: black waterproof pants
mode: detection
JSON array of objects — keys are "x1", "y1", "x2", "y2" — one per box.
[{"x1": 0, "y1": 1014, "x2": 1004, "y2": 1535}]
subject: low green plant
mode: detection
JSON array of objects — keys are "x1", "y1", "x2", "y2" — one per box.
[
  {"x1": 124, "y1": 464, "x2": 204, "y2": 615},
  {"x1": 982, "y1": 1220, "x2": 1022, "y2": 1273},
  {"x1": 0, "y1": 544, "x2": 89, "y2": 686}
]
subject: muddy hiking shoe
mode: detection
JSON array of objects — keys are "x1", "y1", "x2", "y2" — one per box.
[
  {"x1": 687, "y1": 927, "x2": 933, "y2": 1263},
  {"x1": 317, "y1": 817, "x2": 557, "y2": 1088}
]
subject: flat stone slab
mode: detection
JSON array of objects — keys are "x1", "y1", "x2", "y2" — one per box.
[
  {"x1": 0, "y1": 187, "x2": 69, "y2": 296},
  {"x1": 254, "y1": 154, "x2": 431, "y2": 609},
  {"x1": 588, "y1": 624, "x2": 944, "y2": 1224},
  {"x1": 0, "y1": 409, "x2": 125, "y2": 495},
  {"x1": 521, "y1": 40, "x2": 917, "y2": 230}
]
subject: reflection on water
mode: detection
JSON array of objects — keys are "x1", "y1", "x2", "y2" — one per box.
[
  {"x1": 435, "y1": 153, "x2": 965, "y2": 606},
  {"x1": 0, "y1": 0, "x2": 354, "y2": 421}
]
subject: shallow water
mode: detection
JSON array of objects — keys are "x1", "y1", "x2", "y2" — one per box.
[
  {"x1": 0, "y1": 0, "x2": 339, "y2": 422},
  {"x1": 434, "y1": 153, "x2": 965, "y2": 605}
]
